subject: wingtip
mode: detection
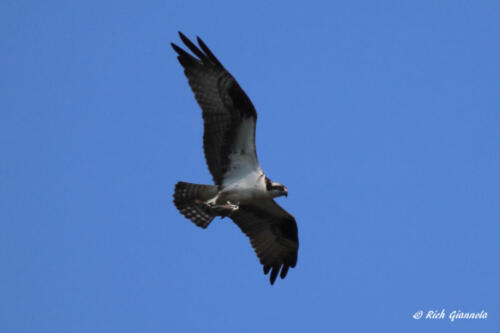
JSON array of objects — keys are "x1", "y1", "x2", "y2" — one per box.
[
  {"x1": 179, "y1": 31, "x2": 194, "y2": 48},
  {"x1": 280, "y1": 265, "x2": 289, "y2": 279},
  {"x1": 269, "y1": 266, "x2": 279, "y2": 285},
  {"x1": 170, "y1": 42, "x2": 184, "y2": 56},
  {"x1": 195, "y1": 35, "x2": 223, "y2": 68}
]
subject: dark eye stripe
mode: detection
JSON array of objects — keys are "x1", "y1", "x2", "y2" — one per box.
[{"x1": 265, "y1": 177, "x2": 272, "y2": 190}]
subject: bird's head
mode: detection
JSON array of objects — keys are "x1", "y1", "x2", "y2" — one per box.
[{"x1": 265, "y1": 177, "x2": 288, "y2": 198}]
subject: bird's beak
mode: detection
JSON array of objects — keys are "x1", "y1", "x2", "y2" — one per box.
[{"x1": 284, "y1": 188, "x2": 288, "y2": 197}]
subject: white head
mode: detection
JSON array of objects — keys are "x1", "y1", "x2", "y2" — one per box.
[{"x1": 265, "y1": 177, "x2": 288, "y2": 198}]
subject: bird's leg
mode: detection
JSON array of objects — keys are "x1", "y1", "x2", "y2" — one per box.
[
  {"x1": 206, "y1": 200, "x2": 239, "y2": 217},
  {"x1": 221, "y1": 201, "x2": 239, "y2": 212},
  {"x1": 205, "y1": 192, "x2": 239, "y2": 216},
  {"x1": 205, "y1": 194, "x2": 219, "y2": 206}
]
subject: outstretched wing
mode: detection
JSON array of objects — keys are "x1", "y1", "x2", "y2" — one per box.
[
  {"x1": 230, "y1": 199, "x2": 299, "y2": 285},
  {"x1": 171, "y1": 32, "x2": 260, "y2": 185}
]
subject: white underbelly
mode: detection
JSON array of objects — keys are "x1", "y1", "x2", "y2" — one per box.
[
  {"x1": 218, "y1": 171, "x2": 268, "y2": 203},
  {"x1": 220, "y1": 187, "x2": 268, "y2": 203}
]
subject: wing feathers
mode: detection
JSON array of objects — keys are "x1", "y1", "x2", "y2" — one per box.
[
  {"x1": 172, "y1": 32, "x2": 259, "y2": 185},
  {"x1": 178, "y1": 32, "x2": 208, "y2": 61},
  {"x1": 171, "y1": 43, "x2": 199, "y2": 68},
  {"x1": 280, "y1": 265, "x2": 289, "y2": 279},
  {"x1": 196, "y1": 36, "x2": 224, "y2": 68},
  {"x1": 270, "y1": 266, "x2": 280, "y2": 285},
  {"x1": 230, "y1": 200, "x2": 299, "y2": 284}
]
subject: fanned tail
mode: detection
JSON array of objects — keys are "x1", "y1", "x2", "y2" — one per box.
[{"x1": 173, "y1": 181, "x2": 219, "y2": 228}]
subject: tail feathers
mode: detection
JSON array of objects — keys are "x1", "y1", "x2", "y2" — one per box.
[{"x1": 173, "y1": 181, "x2": 219, "y2": 228}]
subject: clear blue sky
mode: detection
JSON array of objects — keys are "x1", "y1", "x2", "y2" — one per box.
[{"x1": 1, "y1": 1, "x2": 499, "y2": 332}]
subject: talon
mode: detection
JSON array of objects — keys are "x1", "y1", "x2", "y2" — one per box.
[
  {"x1": 208, "y1": 201, "x2": 239, "y2": 217},
  {"x1": 225, "y1": 201, "x2": 239, "y2": 211}
]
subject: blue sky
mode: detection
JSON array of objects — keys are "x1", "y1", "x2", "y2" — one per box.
[{"x1": 1, "y1": 1, "x2": 499, "y2": 332}]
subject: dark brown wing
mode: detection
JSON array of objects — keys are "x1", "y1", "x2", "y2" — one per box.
[
  {"x1": 230, "y1": 199, "x2": 299, "y2": 285},
  {"x1": 171, "y1": 32, "x2": 258, "y2": 185}
]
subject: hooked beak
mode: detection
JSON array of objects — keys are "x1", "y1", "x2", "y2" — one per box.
[{"x1": 284, "y1": 187, "x2": 288, "y2": 197}]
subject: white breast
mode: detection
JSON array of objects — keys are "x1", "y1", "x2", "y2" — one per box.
[{"x1": 220, "y1": 169, "x2": 268, "y2": 203}]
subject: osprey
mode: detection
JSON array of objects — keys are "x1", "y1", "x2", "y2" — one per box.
[{"x1": 171, "y1": 32, "x2": 298, "y2": 284}]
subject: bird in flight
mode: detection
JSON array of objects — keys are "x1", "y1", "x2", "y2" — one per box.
[{"x1": 171, "y1": 32, "x2": 298, "y2": 284}]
